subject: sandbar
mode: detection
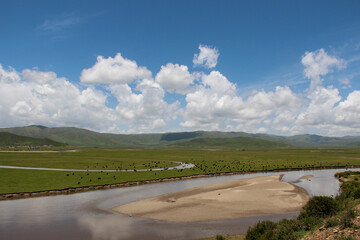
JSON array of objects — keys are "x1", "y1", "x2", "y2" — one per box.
[
  {"x1": 299, "y1": 175, "x2": 314, "y2": 180},
  {"x1": 113, "y1": 174, "x2": 310, "y2": 222}
]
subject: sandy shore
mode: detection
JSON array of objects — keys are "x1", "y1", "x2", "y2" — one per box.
[{"x1": 113, "y1": 174, "x2": 310, "y2": 222}]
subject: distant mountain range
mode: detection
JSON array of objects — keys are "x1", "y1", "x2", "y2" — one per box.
[{"x1": 0, "y1": 125, "x2": 359, "y2": 149}]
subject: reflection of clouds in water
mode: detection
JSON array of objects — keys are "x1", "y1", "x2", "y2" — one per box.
[
  {"x1": 282, "y1": 169, "x2": 346, "y2": 197},
  {"x1": 0, "y1": 197, "x2": 62, "y2": 225},
  {"x1": 77, "y1": 215, "x2": 191, "y2": 240},
  {"x1": 78, "y1": 216, "x2": 133, "y2": 240},
  {"x1": 0, "y1": 192, "x2": 97, "y2": 225}
]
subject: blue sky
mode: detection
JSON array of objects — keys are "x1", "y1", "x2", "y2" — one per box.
[{"x1": 1, "y1": 1, "x2": 360, "y2": 136}]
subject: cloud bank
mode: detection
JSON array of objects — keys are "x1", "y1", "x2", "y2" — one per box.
[{"x1": 0, "y1": 46, "x2": 359, "y2": 136}]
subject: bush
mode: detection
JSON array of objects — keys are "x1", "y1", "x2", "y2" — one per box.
[
  {"x1": 273, "y1": 219, "x2": 299, "y2": 240},
  {"x1": 353, "y1": 188, "x2": 360, "y2": 199},
  {"x1": 302, "y1": 196, "x2": 338, "y2": 218},
  {"x1": 341, "y1": 208, "x2": 356, "y2": 229},
  {"x1": 245, "y1": 221, "x2": 276, "y2": 240},
  {"x1": 325, "y1": 217, "x2": 339, "y2": 228},
  {"x1": 340, "y1": 181, "x2": 360, "y2": 199},
  {"x1": 297, "y1": 213, "x2": 323, "y2": 231},
  {"x1": 216, "y1": 235, "x2": 225, "y2": 240}
]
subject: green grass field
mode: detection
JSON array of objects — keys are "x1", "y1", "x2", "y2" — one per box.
[{"x1": 1, "y1": 148, "x2": 360, "y2": 194}]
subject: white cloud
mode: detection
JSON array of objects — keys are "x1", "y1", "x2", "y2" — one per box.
[
  {"x1": 301, "y1": 49, "x2": 346, "y2": 90},
  {"x1": 294, "y1": 86, "x2": 341, "y2": 130},
  {"x1": 1, "y1": 47, "x2": 359, "y2": 136},
  {"x1": 291, "y1": 87, "x2": 360, "y2": 136},
  {"x1": 339, "y1": 77, "x2": 351, "y2": 88},
  {"x1": 202, "y1": 71, "x2": 236, "y2": 95},
  {"x1": 0, "y1": 66, "x2": 116, "y2": 132},
  {"x1": 22, "y1": 69, "x2": 60, "y2": 84},
  {"x1": 155, "y1": 63, "x2": 194, "y2": 94},
  {"x1": 108, "y1": 79, "x2": 178, "y2": 133},
  {"x1": 80, "y1": 53, "x2": 152, "y2": 84},
  {"x1": 193, "y1": 45, "x2": 219, "y2": 68},
  {"x1": 39, "y1": 13, "x2": 80, "y2": 32},
  {"x1": 0, "y1": 64, "x2": 20, "y2": 83},
  {"x1": 181, "y1": 70, "x2": 302, "y2": 133}
]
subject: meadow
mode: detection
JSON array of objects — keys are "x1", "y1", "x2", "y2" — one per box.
[{"x1": 1, "y1": 148, "x2": 360, "y2": 194}]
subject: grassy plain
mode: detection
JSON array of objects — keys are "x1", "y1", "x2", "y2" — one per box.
[{"x1": 1, "y1": 148, "x2": 360, "y2": 194}]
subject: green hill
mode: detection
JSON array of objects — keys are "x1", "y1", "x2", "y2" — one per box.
[
  {"x1": 0, "y1": 132, "x2": 67, "y2": 147},
  {"x1": 0, "y1": 125, "x2": 359, "y2": 148},
  {"x1": 169, "y1": 136, "x2": 290, "y2": 149}
]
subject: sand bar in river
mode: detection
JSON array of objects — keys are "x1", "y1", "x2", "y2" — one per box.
[{"x1": 113, "y1": 174, "x2": 310, "y2": 222}]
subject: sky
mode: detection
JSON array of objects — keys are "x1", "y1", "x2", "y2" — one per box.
[{"x1": 1, "y1": 0, "x2": 360, "y2": 136}]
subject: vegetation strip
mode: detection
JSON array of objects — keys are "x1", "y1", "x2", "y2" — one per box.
[
  {"x1": 0, "y1": 162, "x2": 195, "y2": 172},
  {"x1": 2, "y1": 166, "x2": 360, "y2": 201}
]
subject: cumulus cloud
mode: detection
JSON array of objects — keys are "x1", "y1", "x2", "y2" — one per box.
[
  {"x1": 108, "y1": 79, "x2": 178, "y2": 133},
  {"x1": 292, "y1": 87, "x2": 360, "y2": 136},
  {"x1": 22, "y1": 68, "x2": 61, "y2": 84},
  {"x1": 0, "y1": 66, "x2": 116, "y2": 132},
  {"x1": 155, "y1": 63, "x2": 194, "y2": 94},
  {"x1": 1, "y1": 47, "x2": 360, "y2": 136},
  {"x1": 80, "y1": 53, "x2": 152, "y2": 84},
  {"x1": 193, "y1": 45, "x2": 219, "y2": 68},
  {"x1": 301, "y1": 49, "x2": 346, "y2": 90},
  {"x1": 0, "y1": 64, "x2": 20, "y2": 83},
  {"x1": 181, "y1": 71, "x2": 302, "y2": 133}
]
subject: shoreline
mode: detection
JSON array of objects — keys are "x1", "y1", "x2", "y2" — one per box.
[
  {"x1": 112, "y1": 175, "x2": 310, "y2": 222},
  {"x1": 1, "y1": 165, "x2": 359, "y2": 201}
]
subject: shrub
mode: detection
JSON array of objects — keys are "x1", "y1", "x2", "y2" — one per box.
[
  {"x1": 301, "y1": 196, "x2": 338, "y2": 218},
  {"x1": 340, "y1": 181, "x2": 360, "y2": 199},
  {"x1": 353, "y1": 188, "x2": 360, "y2": 199},
  {"x1": 273, "y1": 219, "x2": 299, "y2": 240},
  {"x1": 340, "y1": 208, "x2": 356, "y2": 229},
  {"x1": 245, "y1": 220, "x2": 276, "y2": 240},
  {"x1": 297, "y1": 214, "x2": 323, "y2": 231},
  {"x1": 216, "y1": 235, "x2": 225, "y2": 240},
  {"x1": 325, "y1": 217, "x2": 339, "y2": 228}
]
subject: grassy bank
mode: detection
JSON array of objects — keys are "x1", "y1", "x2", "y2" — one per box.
[{"x1": 1, "y1": 148, "x2": 360, "y2": 194}]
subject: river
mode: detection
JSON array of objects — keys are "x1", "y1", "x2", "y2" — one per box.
[{"x1": 0, "y1": 168, "x2": 358, "y2": 240}]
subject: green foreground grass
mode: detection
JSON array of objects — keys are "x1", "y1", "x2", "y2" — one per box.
[{"x1": 1, "y1": 148, "x2": 360, "y2": 194}]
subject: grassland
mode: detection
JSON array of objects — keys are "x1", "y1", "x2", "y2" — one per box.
[{"x1": 1, "y1": 148, "x2": 360, "y2": 194}]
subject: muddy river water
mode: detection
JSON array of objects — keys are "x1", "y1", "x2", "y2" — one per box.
[{"x1": 1, "y1": 168, "x2": 358, "y2": 240}]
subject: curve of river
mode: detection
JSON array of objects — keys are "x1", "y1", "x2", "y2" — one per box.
[
  {"x1": 0, "y1": 162, "x2": 195, "y2": 172},
  {"x1": 0, "y1": 168, "x2": 358, "y2": 240}
]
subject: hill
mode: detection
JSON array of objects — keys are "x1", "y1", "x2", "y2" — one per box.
[
  {"x1": 0, "y1": 125, "x2": 359, "y2": 148},
  {"x1": 169, "y1": 136, "x2": 289, "y2": 149},
  {"x1": 0, "y1": 132, "x2": 67, "y2": 147}
]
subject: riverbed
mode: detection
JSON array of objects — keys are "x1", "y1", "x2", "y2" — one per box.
[{"x1": 0, "y1": 168, "x2": 357, "y2": 240}]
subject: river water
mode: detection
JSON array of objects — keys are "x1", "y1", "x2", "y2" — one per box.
[{"x1": 0, "y1": 168, "x2": 358, "y2": 240}]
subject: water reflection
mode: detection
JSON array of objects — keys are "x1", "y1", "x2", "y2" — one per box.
[{"x1": 0, "y1": 168, "x2": 358, "y2": 240}]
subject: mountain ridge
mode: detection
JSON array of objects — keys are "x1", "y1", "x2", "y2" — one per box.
[{"x1": 0, "y1": 126, "x2": 359, "y2": 148}]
